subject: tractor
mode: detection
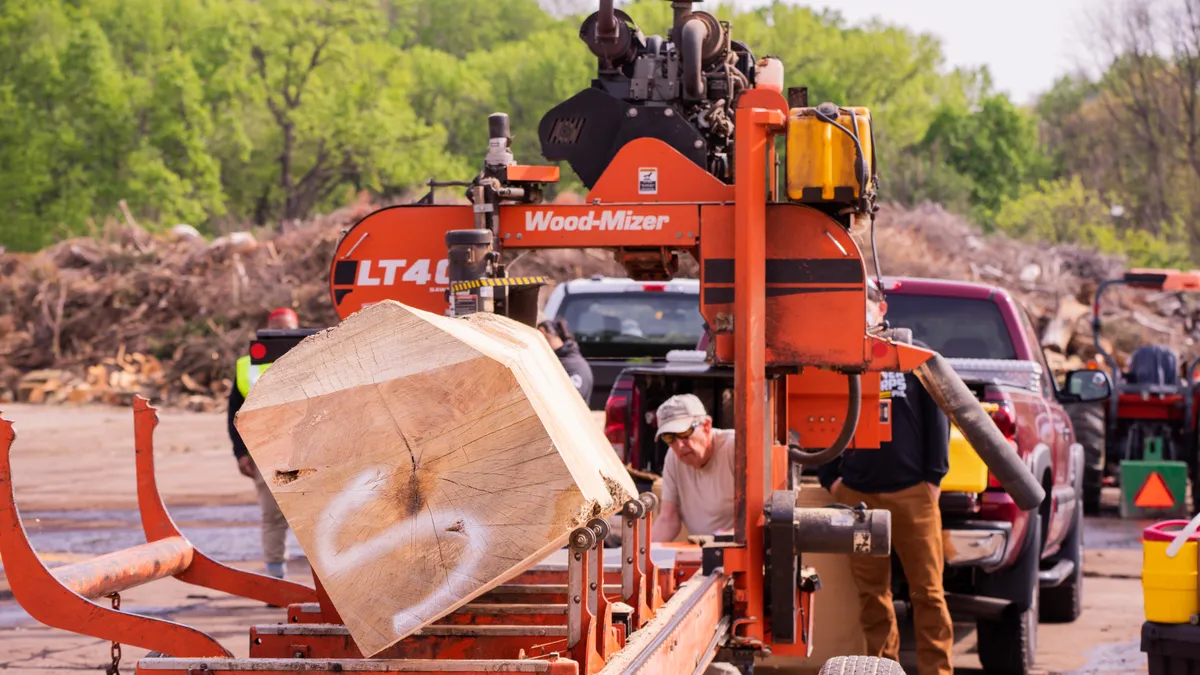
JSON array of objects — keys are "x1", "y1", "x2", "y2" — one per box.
[{"x1": 1076, "y1": 269, "x2": 1200, "y2": 516}]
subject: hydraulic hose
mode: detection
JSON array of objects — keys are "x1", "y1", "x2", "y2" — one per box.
[
  {"x1": 788, "y1": 373, "x2": 861, "y2": 467},
  {"x1": 914, "y1": 353, "x2": 1046, "y2": 511},
  {"x1": 681, "y1": 18, "x2": 707, "y2": 101}
]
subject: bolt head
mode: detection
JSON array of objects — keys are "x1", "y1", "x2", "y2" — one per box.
[
  {"x1": 628, "y1": 108, "x2": 639, "y2": 117},
  {"x1": 694, "y1": 139, "x2": 704, "y2": 148},
  {"x1": 665, "y1": 108, "x2": 674, "y2": 117}
]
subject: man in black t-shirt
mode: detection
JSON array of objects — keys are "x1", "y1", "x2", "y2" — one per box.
[{"x1": 816, "y1": 282, "x2": 953, "y2": 675}]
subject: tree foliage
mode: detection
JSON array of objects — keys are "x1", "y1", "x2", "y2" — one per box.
[{"x1": 0, "y1": 0, "x2": 1192, "y2": 272}]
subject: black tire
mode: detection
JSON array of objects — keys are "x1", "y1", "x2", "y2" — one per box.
[
  {"x1": 977, "y1": 516, "x2": 1041, "y2": 675},
  {"x1": 1066, "y1": 401, "x2": 1105, "y2": 514},
  {"x1": 1040, "y1": 496, "x2": 1084, "y2": 623},
  {"x1": 818, "y1": 655, "x2": 905, "y2": 675}
]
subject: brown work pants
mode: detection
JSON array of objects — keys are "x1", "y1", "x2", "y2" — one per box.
[{"x1": 832, "y1": 481, "x2": 954, "y2": 675}]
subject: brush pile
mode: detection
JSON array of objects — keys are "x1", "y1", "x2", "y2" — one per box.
[
  {"x1": 862, "y1": 202, "x2": 1200, "y2": 376},
  {"x1": 0, "y1": 198, "x2": 1194, "y2": 408}
]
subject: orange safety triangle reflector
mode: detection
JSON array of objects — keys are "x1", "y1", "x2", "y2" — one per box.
[{"x1": 1135, "y1": 472, "x2": 1177, "y2": 509}]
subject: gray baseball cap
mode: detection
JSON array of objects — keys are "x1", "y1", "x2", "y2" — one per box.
[{"x1": 655, "y1": 394, "x2": 708, "y2": 440}]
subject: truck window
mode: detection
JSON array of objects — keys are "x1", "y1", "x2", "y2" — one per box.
[
  {"x1": 557, "y1": 293, "x2": 705, "y2": 350},
  {"x1": 1017, "y1": 305, "x2": 1057, "y2": 397},
  {"x1": 884, "y1": 295, "x2": 1018, "y2": 360}
]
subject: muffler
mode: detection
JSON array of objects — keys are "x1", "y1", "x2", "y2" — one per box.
[
  {"x1": 794, "y1": 505, "x2": 891, "y2": 557},
  {"x1": 914, "y1": 353, "x2": 1045, "y2": 511}
]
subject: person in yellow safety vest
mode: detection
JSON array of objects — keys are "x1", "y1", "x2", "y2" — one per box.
[{"x1": 228, "y1": 307, "x2": 299, "y2": 579}]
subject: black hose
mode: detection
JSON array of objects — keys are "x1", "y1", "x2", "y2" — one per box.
[
  {"x1": 681, "y1": 18, "x2": 706, "y2": 101},
  {"x1": 788, "y1": 374, "x2": 861, "y2": 466},
  {"x1": 913, "y1": 353, "x2": 1046, "y2": 511}
]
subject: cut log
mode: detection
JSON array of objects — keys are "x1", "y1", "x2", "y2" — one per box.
[{"x1": 234, "y1": 300, "x2": 636, "y2": 657}]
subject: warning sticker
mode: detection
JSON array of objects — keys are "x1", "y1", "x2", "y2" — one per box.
[
  {"x1": 1135, "y1": 471, "x2": 1177, "y2": 509},
  {"x1": 853, "y1": 531, "x2": 872, "y2": 554},
  {"x1": 638, "y1": 167, "x2": 658, "y2": 195}
]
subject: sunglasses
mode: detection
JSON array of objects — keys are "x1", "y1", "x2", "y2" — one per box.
[{"x1": 660, "y1": 422, "x2": 701, "y2": 445}]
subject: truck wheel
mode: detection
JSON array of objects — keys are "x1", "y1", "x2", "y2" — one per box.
[
  {"x1": 1040, "y1": 496, "x2": 1084, "y2": 623},
  {"x1": 817, "y1": 655, "x2": 904, "y2": 675},
  {"x1": 1067, "y1": 401, "x2": 1105, "y2": 514},
  {"x1": 976, "y1": 516, "x2": 1041, "y2": 675}
]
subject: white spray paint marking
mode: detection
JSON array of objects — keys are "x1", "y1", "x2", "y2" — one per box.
[{"x1": 314, "y1": 468, "x2": 489, "y2": 638}]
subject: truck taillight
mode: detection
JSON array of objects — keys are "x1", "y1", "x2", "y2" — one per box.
[
  {"x1": 988, "y1": 400, "x2": 1018, "y2": 440},
  {"x1": 985, "y1": 399, "x2": 1018, "y2": 490},
  {"x1": 604, "y1": 394, "x2": 628, "y2": 460},
  {"x1": 630, "y1": 384, "x2": 642, "y2": 468}
]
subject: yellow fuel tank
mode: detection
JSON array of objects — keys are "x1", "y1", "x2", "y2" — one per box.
[
  {"x1": 785, "y1": 105, "x2": 875, "y2": 203},
  {"x1": 942, "y1": 424, "x2": 990, "y2": 494}
]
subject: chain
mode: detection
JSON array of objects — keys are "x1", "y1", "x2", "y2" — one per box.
[{"x1": 105, "y1": 593, "x2": 121, "y2": 675}]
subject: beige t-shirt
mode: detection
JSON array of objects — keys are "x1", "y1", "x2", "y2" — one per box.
[{"x1": 661, "y1": 429, "x2": 736, "y2": 536}]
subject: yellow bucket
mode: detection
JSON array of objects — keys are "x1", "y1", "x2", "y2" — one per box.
[{"x1": 1143, "y1": 520, "x2": 1200, "y2": 624}]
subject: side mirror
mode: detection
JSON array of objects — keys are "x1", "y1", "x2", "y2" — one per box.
[{"x1": 1061, "y1": 369, "x2": 1112, "y2": 403}]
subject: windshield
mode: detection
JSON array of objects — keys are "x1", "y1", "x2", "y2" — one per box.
[
  {"x1": 884, "y1": 294, "x2": 1017, "y2": 360},
  {"x1": 557, "y1": 292, "x2": 704, "y2": 348}
]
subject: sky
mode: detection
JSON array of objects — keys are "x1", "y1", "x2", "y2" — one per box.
[{"x1": 723, "y1": 0, "x2": 1108, "y2": 105}]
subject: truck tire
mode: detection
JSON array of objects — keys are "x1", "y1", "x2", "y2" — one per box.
[
  {"x1": 1066, "y1": 401, "x2": 1105, "y2": 514},
  {"x1": 818, "y1": 656, "x2": 904, "y2": 675},
  {"x1": 976, "y1": 515, "x2": 1041, "y2": 675},
  {"x1": 1040, "y1": 495, "x2": 1084, "y2": 623}
]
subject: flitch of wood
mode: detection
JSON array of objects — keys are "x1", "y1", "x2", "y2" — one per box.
[{"x1": 0, "y1": 198, "x2": 1194, "y2": 408}]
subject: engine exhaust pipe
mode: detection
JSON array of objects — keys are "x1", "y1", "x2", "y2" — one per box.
[
  {"x1": 680, "y1": 17, "x2": 707, "y2": 101},
  {"x1": 597, "y1": 0, "x2": 617, "y2": 43},
  {"x1": 914, "y1": 353, "x2": 1046, "y2": 511}
]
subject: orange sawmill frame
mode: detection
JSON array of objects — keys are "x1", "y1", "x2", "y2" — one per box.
[{"x1": 324, "y1": 88, "x2": 933, "y2": 657}]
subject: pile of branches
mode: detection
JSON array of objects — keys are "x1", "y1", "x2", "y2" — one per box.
[
  {"x1": 864, "y1": 202, "x2": 1198, "y2": 375},
  {"x1": 0, "y1": 196, "x2": 376, "y2": 408},
  {"x1": 1, "y1": 198, "x2": 1194, "y2": 409}
]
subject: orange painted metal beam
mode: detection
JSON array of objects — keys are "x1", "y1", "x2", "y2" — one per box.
[
  {"x1": 0, "y1": 413, "x2": 230, "y2": 657},
  {"x1": 135, "y1": 659, "x2": 582, "y2": 675},
  {"x1": 729, "y1": 102, "x2": 787, "y2": 648},
  {"x1": 133, "y1": 397, "x2": 318, "y2": 608}
]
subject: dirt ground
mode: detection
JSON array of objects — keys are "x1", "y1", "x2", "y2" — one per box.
[{"x1": 0, "y1": 402, "x2": 1154, "y2": 674}]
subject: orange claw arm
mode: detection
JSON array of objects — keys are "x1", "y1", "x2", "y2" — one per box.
[
  {"x1": 0, "y1": 412, "x2": 231, "y2": 657},
  {"x1": 134, "y1": 396, "x2": 318, "y2": 607}
]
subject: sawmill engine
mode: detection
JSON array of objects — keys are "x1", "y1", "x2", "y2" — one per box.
[{"x1": 539, "y1": 0, "x2": 772, "y2": 188}]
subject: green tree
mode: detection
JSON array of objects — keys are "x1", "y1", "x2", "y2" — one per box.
[
  {"x1": 233, "y1": 0, "x2": 461, "y2": 222},
  {"x1": 384, "y1": 0, "x2": 562, "y2": 57},
  {"x1": 920, "y1": 88, "x2": 1048, "y2": 215},
  {"x1": 992, "y1": 176, "x2": 1190, "y2": 268}
]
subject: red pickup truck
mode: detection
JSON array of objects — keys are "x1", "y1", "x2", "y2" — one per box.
[{"x1": 603, "y1": 276, "x2": 1110, "y2": 675}]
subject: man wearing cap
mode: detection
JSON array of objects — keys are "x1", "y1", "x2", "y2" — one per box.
[
  {"x1": 817, "y1": 285, "x2": 953, "y2": 675},
  {"x1": 228, "y1": 307, "x2": 298, "y2": 579},
  {"x1": 651, "y1": 394, "x2": 736, "y2": 542}
]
